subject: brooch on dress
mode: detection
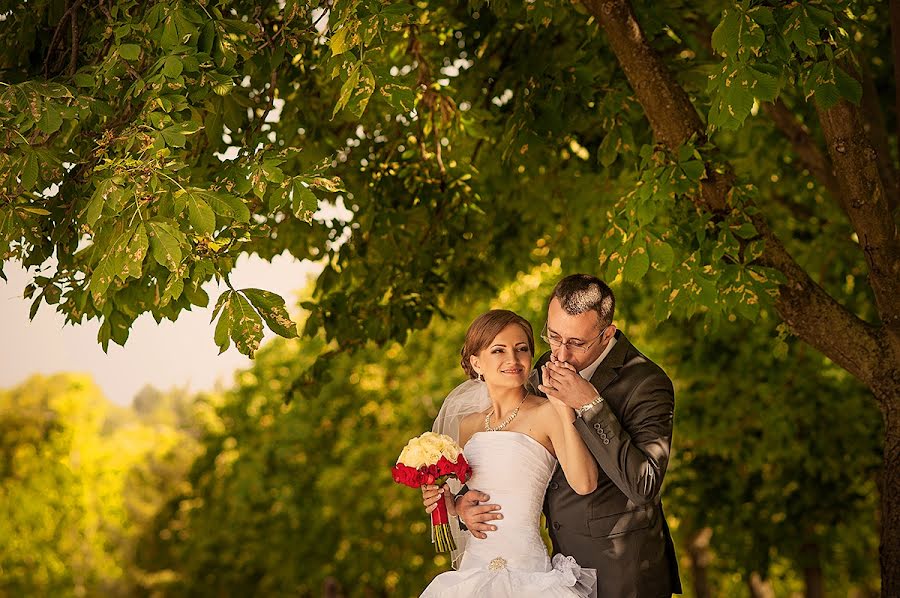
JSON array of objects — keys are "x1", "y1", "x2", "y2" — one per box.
[{"x1": 488, "y1": 557, "x2": 507, "y2": 571}]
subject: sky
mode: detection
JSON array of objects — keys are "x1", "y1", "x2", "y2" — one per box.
[{"x1": 1, "y1": 253, "x2": 321, "y2": 406}]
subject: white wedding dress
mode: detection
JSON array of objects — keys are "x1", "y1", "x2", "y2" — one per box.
[{"x1": 421, "y1": 431, "x2": 597, "y2": 597}]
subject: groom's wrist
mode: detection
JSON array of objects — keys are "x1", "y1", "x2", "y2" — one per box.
[{"x1": 576, "y1": 394, "x2": 604, "y2": 417}]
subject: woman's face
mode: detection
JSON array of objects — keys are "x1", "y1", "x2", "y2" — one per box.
[{"x1": 470, "y1": 323, "x2": 532, "y2": 388}]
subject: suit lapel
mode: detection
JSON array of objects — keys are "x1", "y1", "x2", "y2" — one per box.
[{"x1": 588, "y1": 331, "x2": 632, "y2": 395}]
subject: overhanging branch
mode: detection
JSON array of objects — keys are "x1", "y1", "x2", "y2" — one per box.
[{"x1": 582, "y1": 0, "x2": 890, "y2": 386}]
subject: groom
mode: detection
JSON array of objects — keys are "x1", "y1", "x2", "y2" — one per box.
[{"x1": 426, "y1": 274, "x2": 682, "y2": 597}]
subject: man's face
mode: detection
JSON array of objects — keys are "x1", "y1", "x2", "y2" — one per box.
[{"x1": 545, "y1": 297, "x2": 613, "y2": 372}]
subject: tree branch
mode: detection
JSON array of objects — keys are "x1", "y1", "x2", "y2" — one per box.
[
  {"x1": 816, "y1": 98, "x2": 900, "y2": 357},
  {"x1": 582, "y1": 0, "x2": 892, "y2": 388},
  {"x1": 762, "y1": 99, "x2": 841, "y2": 201},
  {"x1": 859, "y1": 62, "x2": 899, "y2": 215},
  {"x1": 583, "y1": 0, "x2": 730, "y2": 214},
  {"x1": 42, "y1": 0, "x2": 87, "y2": 78},
  {"x1": 891, "y1": 0, "x2": 900, "y2": 167},
  {"x1": 752, "y1": 213, "x2": 883, "y2": 389}
]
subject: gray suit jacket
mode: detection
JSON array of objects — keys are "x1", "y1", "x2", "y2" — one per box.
[{"x1": 533, "y1": 331, "x2": 681, "y2": 598}]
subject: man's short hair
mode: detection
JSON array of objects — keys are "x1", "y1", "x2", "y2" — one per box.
[{"x1": 550, "y1": 274, "x2": 615, "y2": 328}]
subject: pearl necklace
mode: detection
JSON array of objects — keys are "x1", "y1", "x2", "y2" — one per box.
[{"x1": 484, "y1": 389, "x2": 529, "y2": 432}]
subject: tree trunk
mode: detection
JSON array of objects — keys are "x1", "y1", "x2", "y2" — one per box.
[
  {"x1": 747, "y1": 571, "x2": 775, "y2": 598},
  {"x1": 322, "y1": 577, "x2": 345, "y2": 598},
  {"x1": 687, "y1": 527, "x2": 714, "y2": 598},
  {"x1": 801, "y1": 541, "x2": 824, "y2": 598},
  {"x1": 582, "y1": 0, "x2": 900, "y2": 593},
  {"x1": 882, "y1": 390, "x2": 900, "y2": 598}
]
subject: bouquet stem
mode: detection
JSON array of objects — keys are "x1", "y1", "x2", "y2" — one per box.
[{"x1": 431, "y1": 496, "x2": 456, "y2": 553}]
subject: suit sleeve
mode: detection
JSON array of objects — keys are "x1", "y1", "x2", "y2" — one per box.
[
  {"x1": 455, "y1": 484, "x2": 469, "y2": 531},
  {"x1": 574, "y1": 372, "x2": 674, "y2": 506}
]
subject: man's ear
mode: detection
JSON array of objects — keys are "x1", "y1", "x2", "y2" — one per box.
[{"x1": 605, "y1": 324, "x2": 617, "y2": 340}]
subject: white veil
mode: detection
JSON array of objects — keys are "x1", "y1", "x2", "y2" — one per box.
[{"x1": 431, "y1": 378, "x2": 490, "y2": 569}]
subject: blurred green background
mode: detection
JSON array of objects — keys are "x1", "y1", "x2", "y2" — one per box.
[{"x1": 0, "y1": 264, "x2": 882, "y2": 597}]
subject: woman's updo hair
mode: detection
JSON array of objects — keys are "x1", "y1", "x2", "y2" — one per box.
[{"x1": 460, "y1": 310, "x2": 535, "y2": 379}]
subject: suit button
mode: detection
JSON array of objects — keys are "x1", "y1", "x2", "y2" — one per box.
[
  {"x1": 593, "y1": 423, "x2": 601, "y2": 431},
  {"x1": 550, "y1": 482, "x2": 559, "y2": 490},
  {"x1": 552, "y1": 521, "x2": 561, "y2": 530},
  {"x1": 603, "y1": 439, "x2": 610, "y2": 445},
  {"x1": 600, "y1": 433, "x2": 607, "y2": 440}
]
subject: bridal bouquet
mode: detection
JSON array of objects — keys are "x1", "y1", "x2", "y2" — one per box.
[{"x1": 391, "y1": 431, "x2": 472, "y2": 552}]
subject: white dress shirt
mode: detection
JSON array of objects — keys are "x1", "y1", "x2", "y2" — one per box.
[{"x1": 578, "y1": 335, "x2": 617, "y2": 381}]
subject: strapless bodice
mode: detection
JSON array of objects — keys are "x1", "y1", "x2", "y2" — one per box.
[{"x1": 459, "y1": 431, "x2": 557, "y2": 571}]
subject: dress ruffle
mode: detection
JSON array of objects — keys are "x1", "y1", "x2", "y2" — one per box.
[{"x1": 420, "y1": 553, "x2": 596, "y2": 598}]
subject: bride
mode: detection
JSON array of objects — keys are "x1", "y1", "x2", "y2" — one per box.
[{"x1": 420, "y1": 309, "x2": 598, "y2": 597}]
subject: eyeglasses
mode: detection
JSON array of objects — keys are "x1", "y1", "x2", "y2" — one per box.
[{"x1": 540, "y1": 322, "x2": 608, "y2": 354}]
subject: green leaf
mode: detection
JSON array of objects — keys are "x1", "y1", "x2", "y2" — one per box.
[
  {"x1": 332, "y1": 63, "x2": 361, "y2": 118},
  {"x1": 119, "y1": 224, "x2": 148, "y2": 280},
  {"x1": 20, "y1": 154, "x2": 38, "y2": 191},
  {"x1": 184, "y1": 279, "x2": 209, "y2": 307},
  {"x1": 211, "y1": 289, "x2": 231, "y2": 322},
  {"x1": 834, "y1": 67, "x2": 862, "y2": 105},
  {"x1": 147, "y1": 221, "x2": 184, "y2": 270},
  {"x1": 749, "y1": 67, "x2": 778, "y2": 103},
  {"x1": 681, "y1": 160, "x2": 706, "y2": 182},
  {"x1": 119, "y1": 44, "x2": 141, "y2": 60},
  {"x1": 229, "y1": 293, "x2": 264, "y2": 356},
  {"x1": 291, "y1": 180, "x2": 317, "y2": 222},
  {"x1": 379, "y1": 83, "x2": 416, "y2": 112},
  {"x1": 329, "y1": 23, "x2": 357, "y2": 56},
  {"x1": 346, "y1": 64, "x2": 375, "y2": 118},
  {"x1": 84, "y1": 179, "x2": 120, "y2": 226},
  {"x1": 748, "y1": 6, "x2": 775, "y2": 26},
  {"x1": 161, "y1": 19, "x2": 179, "y2": 50},
  {"x1": 243, "y1": 288, "x2": 299, "y2": 338},
  {"x1": 814, "y1": 81, "x2": 841, "y2": 111},
  {"x1": 712, "y1": 9, "x2": 740, "y2": 57},
  {"x1": 623, "y1": 244, "x2": 650, "y2": 283},
  {"x1": 161, "y1": 126, "x2": 187, "y2": 147},
  {"x1": 37, "y1": 108, "x2": 62, "y2": 135},
  {"x1": 20, "y1": 207, "x2": 50, "y2": 215},
  {"x1": 649, "y1": 240, "x2": 675, "y2": 272},
  {"x1": 213, "y1": 291, "x2": 233, "y2": 353},
  {"x1": 195, "y1": 189, "x2": 251, "y2": 222},
  {"x1": 186, "y1": 191, "x2": 216, "y2": 235},
  {"x1": 212, "y1": 290, "x2": 265, "y2": 356},
  {"x1": 89, "y1": 255, "x2": 118, "y2": 299},
  {"x1": 162, "y1": 272, "x2": 185, "y2": 304},
  {"x1": 109, "y1": 311, "x2": 130, "y2": 346},
  {"x1": 598, "y1": 130, "x2": 619, "y2": 167},
  {"x1": 163, "y1": 56, "x2": 184, "y2": 78}
]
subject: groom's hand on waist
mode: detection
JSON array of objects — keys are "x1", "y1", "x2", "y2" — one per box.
[{"x1": 456, "y1": 490, "x2": 503, "y2": 540}]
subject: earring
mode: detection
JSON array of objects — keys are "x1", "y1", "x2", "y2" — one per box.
[{"x1": 479, "y1": 373, "x2": 485, "y2": 382}]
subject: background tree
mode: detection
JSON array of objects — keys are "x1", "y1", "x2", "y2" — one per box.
[
  {"x1": 0, "y1": 375, "x2": 201, "y2": 597},
  {"x1": 2, "y1": 0, "x2": 897, "y2": 590}
]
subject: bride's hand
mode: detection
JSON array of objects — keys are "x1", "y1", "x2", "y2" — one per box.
[{"x1": 422, "y1": 483, "x2": 456, "y2": 517}]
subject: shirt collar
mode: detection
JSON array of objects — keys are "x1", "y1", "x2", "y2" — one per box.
[{"x1": 579, "y1": 336, "x2": 617, "y2": 381}]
